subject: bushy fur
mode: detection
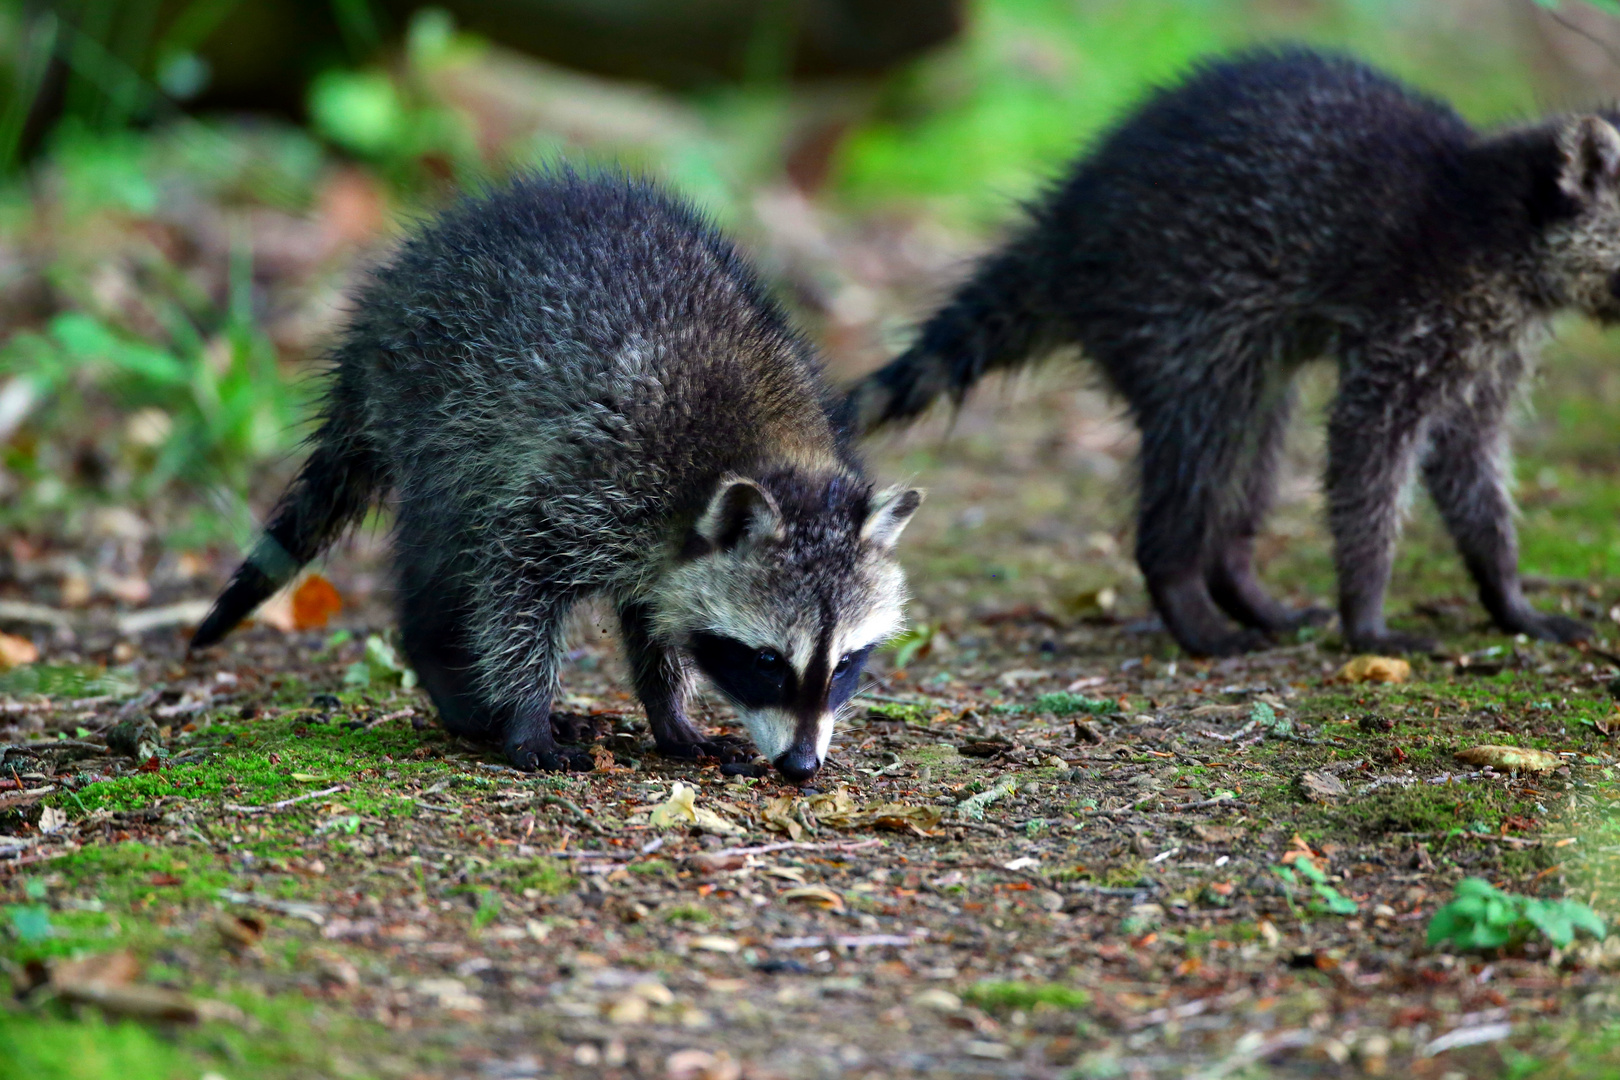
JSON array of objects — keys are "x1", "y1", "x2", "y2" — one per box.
[
  {"x1": 194, "y1": 173, "x2": 920, "y2": 777},
  {"x1": 845, "y1": 47, "x2": 1620, "y2": 655}
]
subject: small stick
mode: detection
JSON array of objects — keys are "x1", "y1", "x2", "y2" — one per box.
[
  {"x1": 539, "y1": 793, "x2": 611, "y2": 835},
  {"x1": 710, "y1": 838, "x2": 884, "y2": 858},
  {"x1": 223, "y1": 785, "x2": 348, "y2": 814}
]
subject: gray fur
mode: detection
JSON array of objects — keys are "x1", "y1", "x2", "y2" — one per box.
[
  {"x1": 845, "y1": 47, "x2": 1618, "y2": 655},
  {"x1": 193, "y1": 173, "x2": 920, "y2": 777}
]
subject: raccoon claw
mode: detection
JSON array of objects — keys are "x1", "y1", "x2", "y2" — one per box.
[
  {"x1": 1181, "y1": 628, "x2": 1273, "y2": 657},
  {"x1": 506, "y1": 741, "x2": 595, "y2": 772},
  {"x1": 657, "y1": 735, "x2": 753, "y2": 764},
  {"x1": 1286, "y1": 605, "x2": 1334, "y2": 629},
  {"x1": 1345, "y1": 629, "x2": 1438, "y2": 655},
  {"x1": 1509, "y1": 612, "x2": 1591, "y2": 645}
]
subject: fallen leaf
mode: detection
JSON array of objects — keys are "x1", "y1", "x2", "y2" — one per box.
[
  {"x1": 648, "y1": 782, "x2": 742, "y2": 835},
  {"x1": 0, "y1": 631, "x2": 38, "y2": 671},
  {"x1": 36, "y1": 805, "x2": 67, "y2": 833},
  {"x1": 779, "y1": 885, "x2": 846, "y2": 913},
  {"x1": 910, "y1": 988, "x2": 962, "y2": 1012},
  {"x1": 665, "y1": 1048, "x2": 741, "y2": 1080},
  {"x1": 690, "y1": 935, "x2": 740, "y2": 953},
  {"x1": 47, "y1": 951, "x2": 243, "y2": 1025},
  {"x1": 51, "y1": 950, "x2": 140, "y2": 991},
  {"x1": 290, "y1": 574, "x2": 343, "y2": 631},
  {"x1": 958, "y1": 737, "x2": 1014, "y2": 758},
  {"x1": 1336, "y1": 655, "x2": 1411, "y2": 684},
  {"x1": 214, "y1": 912, "x2": 266, "y2": 954},
  {"x1": 1298, "y1": 770, "x2": 1347, "y2": 803},
  {"x1": 607, "y1": 993, "x2": 651, "y2": 1024},
  {"x1": 1454, "y1": 745, "x2": 1562, "y2": 773},
  {"x1": 686, "y1": 852, "x2": 747, "y2": 874},
  {"x1": 1058, "y1": 585, "x2": 1116, "y2": 619},
  {"x1": 760, "y1": 795, "x2": 804, "y2": 840}
]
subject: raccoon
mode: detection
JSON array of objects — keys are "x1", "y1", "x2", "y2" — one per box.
[
  {"x1": 845, "y1": 47, "x2": 1613, "y2": 656},
  {"x1": 191, "y1": 173, "x2": 922, "y2": 780}
]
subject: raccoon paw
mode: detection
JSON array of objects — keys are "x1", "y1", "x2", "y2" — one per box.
[
  {"x1": 1181, "y1": 628, "x2": 1273, "y2": 657},
  {"x1": 657, "y1": 734, "x2": 753, "y2": 764},
  {"x1": 1511, "y1": 612, "x2": 1591, "y2": 645},
  {"x1": 1344, "y1": 629, "x2": 1439, "y2": 655},
  {"x1": 505, "y1": 739, "x2": 595, "y2": 772},
  {"x1": 1286, "y1": 605, "x2": 1334, "y2": 629}
]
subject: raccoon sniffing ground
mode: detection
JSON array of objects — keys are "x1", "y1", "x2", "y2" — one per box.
[
  {"x1": 846, "y1": 47, "x2": 1617, "y2": 656},
  {"x1": 191, "y1": 174, "x2": 922, "y2": 779}
]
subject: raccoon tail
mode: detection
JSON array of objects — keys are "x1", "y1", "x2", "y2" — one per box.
[
  {"x1": 842, "y1": 246, "x2": 1053, "y2": 437},
  {"x1": 190, "y1": 382, "x2": 381, "y2": 650}
]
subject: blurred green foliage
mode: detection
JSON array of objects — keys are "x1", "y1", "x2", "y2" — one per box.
[
  {"x1": 0, "y1": 0, "x2": 1617, "y2": 546},
  {"x1": 832, "y1": 0, "x2": 1543, "y2": 225}
]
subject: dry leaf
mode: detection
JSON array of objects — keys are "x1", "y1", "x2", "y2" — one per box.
[
  {"x1": 214, "y1": 912, "x2": 266, "y2": 954},
  {"x1": 47, "y1": 951, "x2": 244, "y2": 1025},
  {"x1": 1454, "y1": 745, "x2": 1562, "y2": 773},
  {"x1": 36, "y1": 806, "x2": 67, "y2": 834},
  {"x1": 824, "y1": 802, "x2": 945, "y2": 837},
  {"x1": 1297, "y1": 770, "x2": 1347, "y2": 803},
  {"x1": 0, "y1": 631, "x2": 38, "y2": 671},
  {"x1": 779, "y1": 885, "x2": 846, "y2": 913},
  {"x1": 761, "y1": 795, "x2": 805, "y2": 840},
  {"x1": 690, "y1": 935, "x2": 740, "y2": 953},
  {"x1": 665, "y1": 1048, "x2": 741, "y2": 1080},
  {"x1": 648, "y1": 782, "x2": 742, "y2": 835},
  {"x1": 290, "y1": 574, "x2": 343, "y2": 631},
  {"x1": 51, "y1": 950, "x2": 140, "y2": 991},
  {"x1": 1336, "y1": 655, "x2": 1411, "y2": 684}
]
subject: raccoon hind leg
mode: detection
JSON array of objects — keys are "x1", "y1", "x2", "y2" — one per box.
[
  {"x1": 618, "y1": 601, "x2": 752, "y2": 764},
  {"x1": 1133, "y1": 399, "x2": 1270, "y2": 658},
  {"x1": 398, "y1": 549, "x2": 589, "y2": 771},
  {"x1": 1205, "y1": 385, "x2": 1331, "y2": 633}
]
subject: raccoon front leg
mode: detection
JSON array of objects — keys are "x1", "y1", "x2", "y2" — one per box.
[
  {"x1": 1205, "y1": 387, "x2": 1331, "y2": 633},
  {"x1": 1325, "y1": 375, "x2": 1438, "y2": 654},
  {"x1": 616, "y1": 601, "x2": 751, "y2": 764},
  {"x1": 1422, "y1": 392, "x2": 1590, "y2": 644},
  {"x1": 469, "y1": 584, "x2": 595, "y2": 773}
]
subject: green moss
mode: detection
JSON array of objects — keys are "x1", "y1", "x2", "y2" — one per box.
[
  {"x1": 963, "y1": 979, "x2": 1090, "y2": 1013},
  {"x1": 662, "y1": 903, "x2": 712, "y2": 925}
]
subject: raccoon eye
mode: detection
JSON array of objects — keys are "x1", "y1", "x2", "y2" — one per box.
[
  {"x1": 833, "y1": 652, "x2": 855, "y2": 675},
  {"x1": 754, "y1": 649, "x2": 786, "y2": 674}
]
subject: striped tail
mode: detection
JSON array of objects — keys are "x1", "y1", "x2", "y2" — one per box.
[
  {"x1": 191, "y1": 386, "x2": 380, "y2": 649},
  {"x1": 842, "y1": 246, "x2": 1055, "y2": 437}
]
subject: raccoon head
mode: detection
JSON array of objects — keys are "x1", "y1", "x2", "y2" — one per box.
[
  {"x1": 654, "y1": 471, "x2": 923, "y2": 783},
  {"x1": 1540, "y1": 114, "x2": 1620, "y2": 323}
]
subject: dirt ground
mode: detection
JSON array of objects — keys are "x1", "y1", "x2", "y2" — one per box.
[{"x1": 5, "y1": 186, "x2": 1620, "y2": 1080}]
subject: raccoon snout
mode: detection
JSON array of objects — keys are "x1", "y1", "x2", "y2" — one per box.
[{"x1": 774, "y1": 746, "x2": 821, "y2": 783}]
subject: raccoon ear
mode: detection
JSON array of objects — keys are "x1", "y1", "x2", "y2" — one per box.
[
  {"x1": 694, "y1": 476, "x2": 784, "y2": 553},
  {"x1": 860, "y1": 487, "x2": 923, "y2": 550},
  {"x1": 1558, "y1": 115, "x2": 1620, "y2": 200}
]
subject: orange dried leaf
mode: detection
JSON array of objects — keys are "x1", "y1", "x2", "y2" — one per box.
[
  {"x1": 1335, "y1": 655, "x2": 1410, "y2": 684},
  {"x1": 290, "y1": 574, "x2": 343, "y2": 631},
  {"x1": 0, "y1": 631, "x2": 38, "y2": 671}
]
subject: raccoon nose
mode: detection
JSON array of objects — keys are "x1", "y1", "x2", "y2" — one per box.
[{"x1": 774, "y1": 747, "x2": 821, "y2": 783}]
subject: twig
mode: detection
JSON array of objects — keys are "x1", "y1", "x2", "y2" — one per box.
[
  {"x1": 1082, "y1": 794, "x2": 1159, "y2": 818},
  {"x1": 223, "y1": 785, "x2": 348, "y2": 814},
  {"x1": 956, "y1": 776, "x2": 1020, "y2": 820},
  {"x1": 1163, "y1": 796, "x2": 1249, "y2": 813},
  {"x1": 218, "y1": 889, "x2": 328, "y2": 925},
  {"x1": 538, "y1": 793, "x2": 611, "y2": 835},
  {"x1": 711, "y1": 838, "x2": 884, "y2": 858}
]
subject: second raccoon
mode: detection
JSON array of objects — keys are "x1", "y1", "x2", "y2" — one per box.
[
  {"x1": 192, "y1": 174, "x2": 921, "y2": 779},
  {"x1": 845, "y1": 47, "x2": 1618, "y2": 656}
]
